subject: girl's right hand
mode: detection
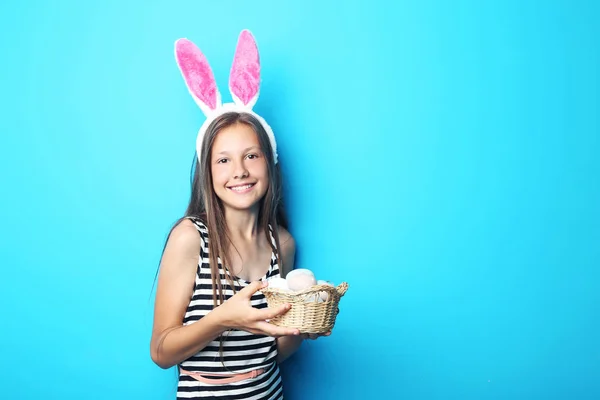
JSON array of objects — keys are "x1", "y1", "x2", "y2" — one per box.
[{"x1": 215, "y1": 280, "x2": 301, "y2": 338}]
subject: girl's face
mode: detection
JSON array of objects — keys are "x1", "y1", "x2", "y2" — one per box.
[{"x1": 210, "y1": 123, "x2": 269, "y2": 212}]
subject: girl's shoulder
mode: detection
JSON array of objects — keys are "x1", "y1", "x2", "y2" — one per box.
[
  {"x1": 276, "y1": 225, "x2": 294, "y2": 246},
  {"x1": 160, "y1": 219, "x2": 203, "y2": 273},
  {"x1": 169, "y1": 218, "x2": 203, "y2": 246},
  {"x1": 276, "y1": 225, "x2": 296, "y2": 276},
  {"x1": 185, "y1": 216, "x2": 208, "y2": 231}
]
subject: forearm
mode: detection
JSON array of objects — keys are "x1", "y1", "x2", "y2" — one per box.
[
  {"x1": 276, "y1": 335, "x2": 304, "y2": 363},
  {"x1": 151, "y1": 309, "x2": 226, "y2": 369}
]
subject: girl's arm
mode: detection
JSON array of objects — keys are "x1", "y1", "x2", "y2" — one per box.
[
  {"x1": 150, "y1": 220, "x2": 298, "y2": 369},
  {"x1": 150, "y1": 220, "x2": 223, "y2": 369},
  {"x1": 275, "y1": 232, "x2": 305, "y2": 363}
]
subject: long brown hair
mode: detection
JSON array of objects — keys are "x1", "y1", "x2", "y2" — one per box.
[
  {"x1": 191, "y1": 111, "x2": 288, "y2": 306},
  {"x1": 154, "y1": 112, "x2": 288, "y2": 307}
]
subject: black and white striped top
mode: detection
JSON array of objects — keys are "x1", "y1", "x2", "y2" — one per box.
[{"x1": 177, "y1": 217, "x2": 283, "y2": 400}]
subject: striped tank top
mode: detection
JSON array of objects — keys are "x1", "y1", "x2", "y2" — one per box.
[{"x1": 177, "y1": 217, "x2": 284, "y2": 400}]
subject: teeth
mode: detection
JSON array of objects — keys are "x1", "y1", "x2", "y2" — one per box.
[{"x1": 230, "y1": 184, "x2": 253, "y2": 192}]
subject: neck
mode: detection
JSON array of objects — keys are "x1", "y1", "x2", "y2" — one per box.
[{"x1": 223, "y1": 206, "x2": 261, "y2": 240}]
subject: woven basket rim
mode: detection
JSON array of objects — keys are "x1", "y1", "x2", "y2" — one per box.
[{"x1": 262, "y1": 282, "x2": 348, "y2": 296}]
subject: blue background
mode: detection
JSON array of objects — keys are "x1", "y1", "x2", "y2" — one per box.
[{"x1": 1, "y1": 0, "x2": 598, "y2": 399}]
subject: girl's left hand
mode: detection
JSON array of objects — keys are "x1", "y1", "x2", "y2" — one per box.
[
  {"x1": 302, "y1": 307, "x2": 339, "y2": 340},
  {"x1": 302, "y1": 332, "x2": 331, "y2": 340}
]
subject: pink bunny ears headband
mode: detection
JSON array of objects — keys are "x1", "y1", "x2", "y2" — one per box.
[{"x1": 174, "y1": 30, "x2": 278, "y2": 164}]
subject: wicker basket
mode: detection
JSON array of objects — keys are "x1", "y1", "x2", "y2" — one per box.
[{"x1": 262, "y1": 282, "x2": 349, "y2": 334}]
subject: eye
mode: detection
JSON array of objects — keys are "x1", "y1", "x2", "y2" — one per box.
[
  {"x1": 216, "y1": 158, "x2": 229, "y2": 164},
  {"x1": 246, "y1": 153, "x2": 260, "y2": 160}
]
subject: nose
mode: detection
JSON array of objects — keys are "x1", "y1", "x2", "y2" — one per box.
[{"x1": 233, "y1": 160, "x2": 249, "y2": 179}]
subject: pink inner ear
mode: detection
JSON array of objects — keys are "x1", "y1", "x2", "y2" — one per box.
[
  {"x1": 230, "y1": 30, "x2": 260, "y2": 106},
  {"x1": 175, "y1": 39, "x2": 218, "y2": 110}
]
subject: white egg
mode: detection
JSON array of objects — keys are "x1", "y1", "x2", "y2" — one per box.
[
  {"x1": 267, "y1": 277, "x2": 289, "y2": 291},
  {"x1": 286, "y1": 269, "x2": 317, "y2": 291},
  {"x1": 317, "y1": 280, "x2": 334, "y2": 302}
]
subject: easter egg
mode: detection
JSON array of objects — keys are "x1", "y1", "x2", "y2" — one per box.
[
  {"x1": 266, "y1": 277, "x2": 289, "y2": 291},
  {"x1": 317, "y1": 280, "x2": 334, "y2": 302},
  {"x1": 286, "y1": 269, "x2": 317, "y2": 292}
]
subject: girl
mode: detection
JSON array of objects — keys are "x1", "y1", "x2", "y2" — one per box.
[{"x1": 150, "y1": 31, "x2": 328, "y2": 399}]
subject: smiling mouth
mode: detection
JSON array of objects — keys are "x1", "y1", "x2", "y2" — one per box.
[{"x1": 227, "y1": 183, "x2": 256, "y2": 192}]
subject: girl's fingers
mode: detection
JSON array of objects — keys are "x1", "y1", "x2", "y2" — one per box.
[
  {"x1": 302, "y1": 332, "x2": 331, "y2": 340},
  {"x1": 255, "y1": 321, "x2": 299, "y2": 337},
  {"x1": 240, "y1": 280, "x2": 267, "y2": 299},
  {"x1": 256, "y1": 303, "x2": 291, "y2": 320}
]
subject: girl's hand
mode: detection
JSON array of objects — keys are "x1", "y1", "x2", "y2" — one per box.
[
  {"x1": 215, "y1": 280, "x2": 301, "y2": 338},
  {"x1": 301, "y1": 332, "x2": 331, "y2": 340},
  {"x1": 301, "y1": 306, "x2": 339, "y2": 340}
]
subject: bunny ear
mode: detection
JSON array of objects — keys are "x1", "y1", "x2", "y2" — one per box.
[
  {"x1": 229, "y1": 30, "x2": 261, "y2": 108},
  {"x1": 175, "y1": 38, "x2": 221, "y2": 115}
]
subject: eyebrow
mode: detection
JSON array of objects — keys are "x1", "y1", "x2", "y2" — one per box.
[{"x1": 217, "y1": 146, "x2": 261, "y2": 155}]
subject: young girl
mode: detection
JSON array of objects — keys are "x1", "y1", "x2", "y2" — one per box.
[{"x1": 150, "y1": 31, "x2": 328, "y2": 399}]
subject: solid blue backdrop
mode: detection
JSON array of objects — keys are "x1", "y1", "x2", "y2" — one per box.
[{"x1": 1, "y1": 0, "x2": 598, "y2": 399}]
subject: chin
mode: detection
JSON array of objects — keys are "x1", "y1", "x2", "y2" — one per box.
[
  {"x1": 224, "y1": 200, "x2": 262, "y2": 212},
  {"x1": 217, "y1": 192, "x2": 260, "y2": 211}
]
